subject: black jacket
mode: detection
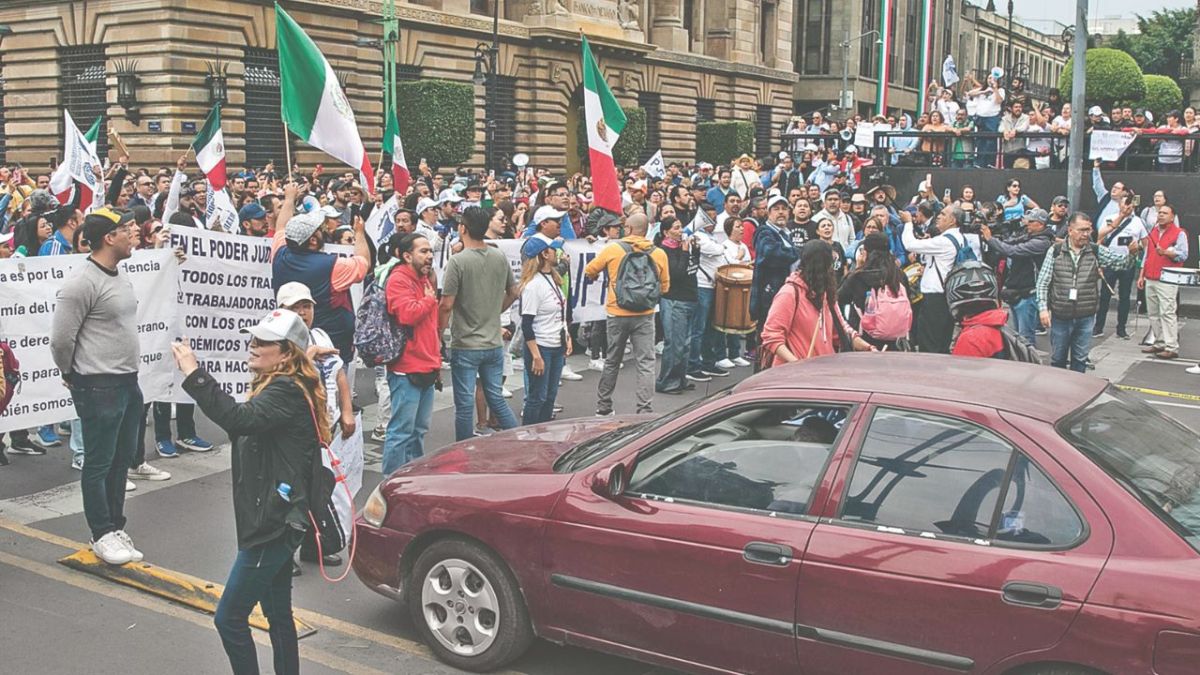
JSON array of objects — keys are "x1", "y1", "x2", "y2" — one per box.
[
  {"x1": 183, "y1": 370, "x2": 319, "y2": 550},
  {"x1": 660, "y1": 241, "x2": 698, "y2": 302},
  {"x1": 986, "y1": 228, "x2": 1055, "y2": 296}
]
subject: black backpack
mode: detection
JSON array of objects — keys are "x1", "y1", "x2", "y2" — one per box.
[{"x1": 997, "y1": 324, "x2": 1042, "y2": 364}]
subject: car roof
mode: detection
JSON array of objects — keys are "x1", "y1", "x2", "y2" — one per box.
[{"x1": 735, "y1": 353, "x2": 1107, "y2": 422}]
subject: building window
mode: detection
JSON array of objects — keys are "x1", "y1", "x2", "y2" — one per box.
[
  {"x1": 760, "y1": 0, "x2": 777, "y2": 66},
  {"x1": 470, "y1": 0, "x2": 492, "y2": 15},
  {"x1": 903, "y1": 0, "x2": 918, "y2": 88},
  {"x1": 942, "y1": 0, "x2": 954, "y2": 67},
  {"x1": 697, "y1": 98, "x2": 716, "y2": 122},
  {"x1": 243, "y1": 47, "x2": 289, "y2": 171},
  {"x1": 860, "y1": 0, "x2": 878, "y2": 78},
  {"x1": 977, "y1": 37, "x2": 985, "y2": 72},
  {"x1": 887, "y1": 0, "x2": 899, "y2": 84},
  {"x1": 488, "y1": 74, "x2": 516, "y2": 170},
  {"x1": 638, "y1": 92, "x2": 662, "y2": 162},
  {"x1": 755, "y1": 104, "x2": 774, "y2": 157},
  {"x1": 796, "y1": 0, "x2": 832, "y2": 75},
  {"x1": 59, "y1": 45, "x2": 108, "y2": 160}
]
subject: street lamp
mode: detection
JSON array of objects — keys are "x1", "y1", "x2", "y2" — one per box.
[
  {"x1": 470, "y1": 0, "x2": 500, "y2": 172},
  {"x1": 1005, "y1": 0, "x2": 1015, "y2": 76},
  {"x1": 839, "y1": 30, "x2": 883, "y2": 113}
]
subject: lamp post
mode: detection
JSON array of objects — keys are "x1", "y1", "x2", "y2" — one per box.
[
  {"x1": 839, "y1": 29, "x2": 883, "y2": 114},
  {"x1": 1005, "y1": 0, "x2": 1014, "y2": 76},
  {"x1": 471, "y1": 0, "x2": 501, "y2": 172}
]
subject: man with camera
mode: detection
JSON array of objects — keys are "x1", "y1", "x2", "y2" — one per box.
[
  {"x1": 1094, "y1": 194, "x2": 1147, "y2": 339},
  {"x1": 902, "y1": 204, "x2": 982, "y2": 353},
  {"x1": 981, "y1": 209, "x2": 1056, "y2": 348}
]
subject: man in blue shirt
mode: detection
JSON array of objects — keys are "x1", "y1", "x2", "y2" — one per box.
[
  {"x1": 38, "y1": 206, "x2": 80, "y2": 257},
  {"x1": 705, "y1": 169, "x2": 733, "y2": 212}
]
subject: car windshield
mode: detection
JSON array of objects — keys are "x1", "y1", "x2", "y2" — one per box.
[
  {"x1": 554, "y1": 390, "x2": 731, "y2": 473},
  {"x1": 1059, "y1": 386, "x2": 1200, "y2": 553}
]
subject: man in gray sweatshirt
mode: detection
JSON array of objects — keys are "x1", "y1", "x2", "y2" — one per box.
[{"x1": 50, "y1": 207, "x2": 145, "y2": 566}]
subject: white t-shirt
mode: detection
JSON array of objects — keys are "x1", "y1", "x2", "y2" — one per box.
[
  {"x1": 520, "y1": 273, "x2": 565, "y2": 347},
  {"x1": 722, "y1": 240, "x2": 751, "y2": 265},
  {"x1": 1100, "y1": 215, "x2": 1147, "y2": 257},
  {"x1": 974, "y1": 88, "x2": 1005, "y2": 118},
  {"x1": 935, "y1": 99, "x2": 960, "y2": 121},
  {"x1": 310, "y1": 327, "x2": 343, "y2": 426}
]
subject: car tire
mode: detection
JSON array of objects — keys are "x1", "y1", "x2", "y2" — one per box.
[{"x1": 407, "y1": 538, "x2": 535, "y2": 672}]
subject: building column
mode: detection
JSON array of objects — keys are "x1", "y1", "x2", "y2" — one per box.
[{"x1": 650, "y1": 0, "x2": 689, "y2": 52}]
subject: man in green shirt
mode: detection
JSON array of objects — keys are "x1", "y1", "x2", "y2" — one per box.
[{"x1": 439, "y1": 206, "x2": 520, "y2": 440}]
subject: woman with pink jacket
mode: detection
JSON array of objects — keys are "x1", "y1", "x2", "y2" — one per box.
[{"x1": 760, "y1": 240, "x2": 875, "y2": 367}]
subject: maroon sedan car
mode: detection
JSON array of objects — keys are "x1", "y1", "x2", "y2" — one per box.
[{"x1": 354, "y1": 354, "x2": 1200, "y2": 674}]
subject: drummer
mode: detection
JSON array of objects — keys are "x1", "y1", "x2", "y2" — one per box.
[{"x1": 1139, "y1": 203, "x2": 1188, "y2": 360}]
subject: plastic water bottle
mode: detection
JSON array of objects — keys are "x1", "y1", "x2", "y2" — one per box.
[{"x1": 277, "y1": 482, "x2": 292, "y2": 502}]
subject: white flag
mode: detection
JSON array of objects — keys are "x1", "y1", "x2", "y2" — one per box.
[
  {"x1": 52, "y1": 110, "x2": 102, "y2": 206},
  {"x1": 641, "y1": 149, "x2": 666, "y2": 179},
  {"x1": 363, "y1": 193, "x2": 400, "y2": 247},
  {"x1": 942, "y1": 55, "x2": 959, "y2": 87},
  {"x1": 206, "y1": 184, "x2": 240, "y2": 234}
]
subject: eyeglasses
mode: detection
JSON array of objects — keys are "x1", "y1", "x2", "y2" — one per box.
[{"x1": 249, "y1": 337, "x2": 284, "y2": 348}]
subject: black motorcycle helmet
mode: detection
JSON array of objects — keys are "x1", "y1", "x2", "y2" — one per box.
[{"x1": 945, "y1": 260, "x2": 1000, "y2": 320}]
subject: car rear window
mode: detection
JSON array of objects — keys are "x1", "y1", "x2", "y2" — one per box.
[{"x1": 1060, "y1": 387, "x2": 1200, "y2": 553}]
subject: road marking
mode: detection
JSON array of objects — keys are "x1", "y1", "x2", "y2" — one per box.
[
  {"x1": 1115, "y1": 384, "x2": 1200, "y2": 402},
  {"x1": 0, "y1": 550, "x2": 392, "y2": 675},
  {"x1": 1147, "y1": 400, "x2": 1200, "y2": 411}
]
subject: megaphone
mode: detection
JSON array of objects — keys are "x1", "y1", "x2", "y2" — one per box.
[
  {"x1": 512, "y1": 152, "x2": 529, "y2": 168},
  {"x1": 839, "y1": 129, "x2": 853, "y2": 142}
]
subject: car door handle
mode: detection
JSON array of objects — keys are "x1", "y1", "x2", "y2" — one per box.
[
  {"x1": 1002, "y1": 581, "x2": 1063, "y2": 609},
  {"x1": 743, "y1": 542, "x2": 793, "y2": 566}
]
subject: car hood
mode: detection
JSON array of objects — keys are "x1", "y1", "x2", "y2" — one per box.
[{"x1": 403, "y1": 415, "x2": 652, "y2": 475}]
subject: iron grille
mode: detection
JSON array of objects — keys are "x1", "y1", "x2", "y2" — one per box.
[
  {"x1": 487, "y1": 74, "x2": 516, "y2": 169},
  {"x1": 243, "y1": 47, "x2": 290, "y2": 170},
  {"x1": 697, "y1": 98, "x2": 716, "y2": 122},
  {"x1": 755, "y1": 104, "x2": 774, "y2": 157},
  {"x1": 59, "y1": 46, "x2": 108, "y2": 159},
  {"x1": 637, "y1": 91, "x2": 661, "y2": 162}
]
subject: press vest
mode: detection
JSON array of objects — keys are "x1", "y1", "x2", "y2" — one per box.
[
  {"x1": 1048, "y1": 244, "x2": 1102, "y2": 319},
  {"x1": 271, "y1": 247, "x2": 356, "y2": 358}
]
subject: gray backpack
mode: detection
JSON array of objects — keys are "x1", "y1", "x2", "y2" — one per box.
[{"x1": 614, "y1": 241, "x2": 661, "y2": 312}]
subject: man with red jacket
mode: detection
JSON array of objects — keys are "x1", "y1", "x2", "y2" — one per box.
[
  {"x1": 381, "y1": 232, "x2": 441, "y2": 474},
  {"x1": 1140, "y1": 204, "x2": 1188, "y2": 360}
]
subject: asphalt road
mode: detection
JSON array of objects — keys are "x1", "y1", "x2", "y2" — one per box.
[{"x1": 2, "y1": 312, "x2": 1199, "y2": 675}]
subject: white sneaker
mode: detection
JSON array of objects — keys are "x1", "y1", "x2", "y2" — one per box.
[
  {"x1": 1188, "y1": 365, "x2": 1200, "y2": 375},
  {"x1": 91, "y1": 532, "x2": 133, "y2": 565},
  {"x1": 70, "y1": 457, "x2": 84, "y2": 471},
  {"x1": 125, "y1": 480, "x2": 136, "y2": 492},
  {"x1": 589, "y1": 358, "x2": 606, "y2": 371},
  {"x1": 655, "y1": 342, "x2": 664, "y2": 354},
  {"x1": 560, "y1": 366, "x2": 583, "y2": 381},
  {"x1": 732, "y1": 357, "x2": 752, "y2": 367},
  {"x1": 114, "y1": 530, "x2": 144, "y2": 562},
  {"x1": 129, "y1": 462, "x2": 171, "y2": 481},
  {"x1": 501, "y1": 387, "x2": 513, "y2": 398},
  {"x1": 715, "y1": 358, "x2": 736, "y2": 370},
  {"x1": 371, "y1": 424, "x2": 387, "y2": 442}
]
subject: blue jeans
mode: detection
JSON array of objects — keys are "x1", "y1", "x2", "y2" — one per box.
[
  {"x1": 72, "y1": 379, "x2": 143, "y2": 540},
  {"x1": 975, "y1": 115, "x2": 1000, "y2": 167},
  {"x1": 214, "y1": 533, "x2": 301, "y2": 675},
  {"x1": 657, "y1": 298, "x2": 695, "y2": 391},
  {"x1": 688, "y1": 288, "x2": 720, "y2": 372},
  {"x1": 450, "y1": 347, "x2": 518, "y2": 441},
  {"x1": 1050, "y1": 314, "x2": 1096, "y2": 373},
  {"x1": 522, "y1": 344, "x2": 565, "y2": 425},
  {"x1": 382, "y1": 372, "x2": 435, "y2": 475},
  {"x1": 1008, "y1": 295, "x2": 1039, "y2": 349}
]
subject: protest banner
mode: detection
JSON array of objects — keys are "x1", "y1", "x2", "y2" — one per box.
[
  {"x1": 0, "y1": 250, "x2": 177, "y2": 433},
  {"x1": 854, "y1": 122, "x2": 890, "y2": 151},
  {"x1": 565, "y1": 239, "x2": 609, "y2": 323},
  {"x1": 1089, "y1": 130, "x2": 1137, "y2": 161}
]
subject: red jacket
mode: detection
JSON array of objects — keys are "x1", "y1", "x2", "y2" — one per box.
[
  {"x1": 385, "y1": 263, "x2": 442, "y2": 375},
  {"x1": 952, "y1": 308, "x2": 1007, "y2": 359}
]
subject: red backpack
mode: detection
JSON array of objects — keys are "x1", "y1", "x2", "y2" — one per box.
[
  {"x1": 0, "y1": 340, "x2": 20, "y2": 416},
  {"x1": 856, "y1": 286, "x2": 913, "y2": 341}
]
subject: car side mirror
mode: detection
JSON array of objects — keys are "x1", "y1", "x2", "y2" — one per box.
[{"x1": 592, "y1": 463, "x2": 628, "y2": 500}]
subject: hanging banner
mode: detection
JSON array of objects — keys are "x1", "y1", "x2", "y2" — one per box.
[
  {"x1": 1088, "y1": 130, "x2": 1138, "y2": 161},
  {"x1": 0, "y1": 250, "x2": 177, "y2": 433}
]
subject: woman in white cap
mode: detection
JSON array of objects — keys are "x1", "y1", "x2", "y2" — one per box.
[{"x1": 171, "y1": 309, "x2": 328, "y2": 675}]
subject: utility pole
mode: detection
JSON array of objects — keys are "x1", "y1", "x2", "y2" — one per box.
[
  {"x1": 839, "y1": 30, "x2": 882, "y2": 114},
  {"x1": 1066, "y1": 0, "x2": 1088, "y2": 210}
]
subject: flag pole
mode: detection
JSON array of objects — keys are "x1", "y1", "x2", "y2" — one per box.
[{"x1": 283, "y1": 122, "x2": 294, "y2": 183}]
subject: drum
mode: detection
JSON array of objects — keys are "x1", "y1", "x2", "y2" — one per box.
[
  {"x1": 713, "y1": 264, "x2": 756, "y2": 334},
  {"x1": 1160, "y1": 267, "x2": 1200, "y2": 287}
]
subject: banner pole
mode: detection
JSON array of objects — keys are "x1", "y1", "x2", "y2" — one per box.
[{"x1": 284, "y1": 122, "x2": 294, "y2": 183}]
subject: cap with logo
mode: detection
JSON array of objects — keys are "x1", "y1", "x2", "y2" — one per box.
[
  {"x1": 522, "y1": 233, "x2": 564, "y2": 258},
  {"x1": 532, "y1": 205, "x2": 567, "y2": 226},
  {"x1": 1088, "y1": 105, "x2": 1103, "y2": 116},
  {"x1": 415, "y1": 197, "x2": 439, "y2": 215},
  {"x1": 241, "y1": 308, "x2": 311, "y2": 352},
  {"x1": 82, "y1": 207, "x2": 135, "y2": 244},
  {"x1": 437, "y1": 188, "x2": 463, "y2": 205}
]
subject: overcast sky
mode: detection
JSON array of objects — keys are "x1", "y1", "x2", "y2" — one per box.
[{"x1": 1011, "y1": 0, "x2": 1194, "y2": 25}]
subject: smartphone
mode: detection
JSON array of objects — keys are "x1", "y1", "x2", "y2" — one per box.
[
  {"x1": 1132, "y1": 194, "x2": 1141, "y2": 207},
  {"x1": 49, "y1": 156, "x2": 57, "y2": 170},
  {"x1": 943, "y1": 188, "x2": 952, "y2": 202},
  {"x1": 1118, "y1": 235, "x2": 1133, "y2": 246}
]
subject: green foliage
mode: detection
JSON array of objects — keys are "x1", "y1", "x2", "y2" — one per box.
[
  {"x1": 695, "y1": 122, "x2": 755, "y2": 166},
  {"x1": 395, "y1": 79, "x2": 475, "y2": 169},
  {"x1": 1060, "y1": 48, "x2": 1146, "y2": 107},
  {"x1": 1141, "y1": 74, "x2": 1184, "y2": 118},
  {"x1": 575, "y1": 106, "x2": 647, "y2": 168},
  {"x1": 1104, "y1": 9, "x2": 1196, "y2": 79}
]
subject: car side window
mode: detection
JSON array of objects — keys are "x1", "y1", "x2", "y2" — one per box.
[
  {"x1": 627, "y1": 405, "x2": 849, "y2": 516},
  {"x1": 841, "y1": 408, "x2": 1015, "y2": 539},
  {"x1": 841, "y1": 407, "x2": 1083, "y2": 547}
]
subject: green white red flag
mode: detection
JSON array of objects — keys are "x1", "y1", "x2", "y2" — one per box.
[
  {"x1": 276, "y1": 2, "x2": 374, "y2": 192},
  {"x1": 191, "y1": 104, "x2": 227, "y2": 191},
  {"x1": 383, "y1": 107, "x2": 410, "y2": 195},
  {"x1": 581, "y1": 35, "x2": 627, "y2": 214},
  {"x1": 50, "y1": 111, "x2": 102, "y2": 209}
]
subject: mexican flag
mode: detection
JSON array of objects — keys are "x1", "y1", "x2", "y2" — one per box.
[
  {"x1": 50, "y1": 111, "x2": 102, "y2": 209},
  {"x1": 276, "y1": 2, "x2": 374, "y2": 192},
  {"x1": 383, "y1": 107, "x2": 410, "y2": 195},
  {"x1": 191, "y1": 104, "x2": 227, "y2": 191},
  {"x1": 581, "y1": 35, "x2": 626, "y2": 214}
]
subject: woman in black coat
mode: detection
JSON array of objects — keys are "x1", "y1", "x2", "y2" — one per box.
[{"x1": 171, "y1": 308, "x2": 330, "y2": 675}]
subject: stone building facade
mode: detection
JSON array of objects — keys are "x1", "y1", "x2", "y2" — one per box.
[{"x1": 0, "y1": 0, "x2": 798, "y2": 173}]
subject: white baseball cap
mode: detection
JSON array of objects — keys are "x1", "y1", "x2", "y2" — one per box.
[
  {"x1": 844, "y1": 145, "x2": 859, "y2": 154},
  {"x1": 241, "y1": 308, "x2": 311, "y2": 352},
  {"x1": 532, "y1": 205, "x2": 568, "y2": 226},
  {"x1": 437, "y1": 188, "x2": 463, "y2": 205},
  {"x1": 0, "y1": 231, "x2": 13, "y2": 247},
  {"x1": 276, "y1": 282, "x2": 315, "y2": 308},
  {"x1": 416, "y1": 197, "x2": 439, "y2": 214},
  {"x1": 316, "y1": 204, "x2": 342, "y2": 220}
]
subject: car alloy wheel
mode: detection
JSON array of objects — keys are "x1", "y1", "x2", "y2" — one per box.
[{"x1": 420, "y1": 557, "x2": 501, "y2": 656}]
